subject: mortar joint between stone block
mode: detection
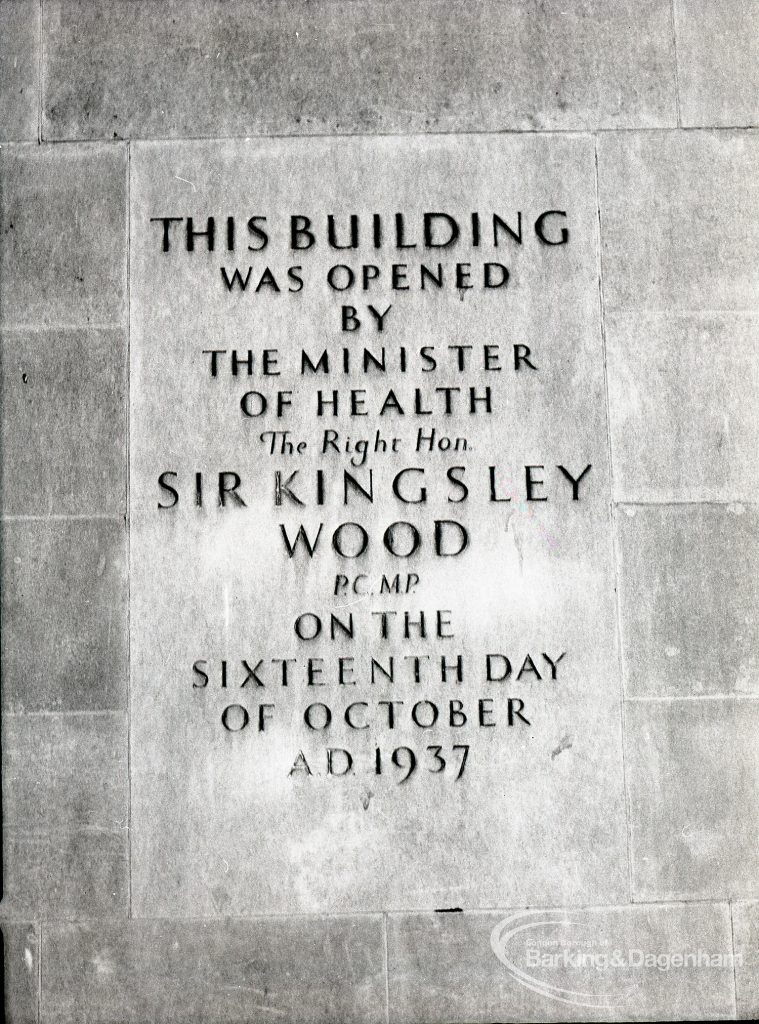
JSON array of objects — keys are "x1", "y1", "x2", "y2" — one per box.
[
  {"x1": 729, "y1": 900, "x2": 739, "y2": 1019},
  {"x1": 37, "y1": 0, "x2": 43, "y2": 145},
  {"x1": 125, "y1": 138, "x2": 133, "y2": 923},
  {"x1": 382, "y1": 912, "x2": 390, "y2": 1024},
  {"x1": 670, "y1": 0, "x2": 683, "y2": 128},
  {"x1": 593, "y1": 134, "x2": 634, "y2": 906}
]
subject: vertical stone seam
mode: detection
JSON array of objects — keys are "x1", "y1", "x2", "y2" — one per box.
[
  {"x1": 593, "y1": 134, "x2": 634, "y2": 904},
  {"x1": 37, "y1": 0, "x2": 43, "y2": 144},
  {"x1": 670, "y1": 0, "x2": 682, "y2": 127},
  {"x1": 126, "y1": 141, "x2": 132, "y2": 920},
  {"x1": 37, "y1": 920, "x2": 42, "y2": 1024},
  {"x1": 382, "y1": 913, "x2": 390, "y2": 1024},
  {"x1": 729, "y1": 900, "x2": 739, "y2": 1018}
]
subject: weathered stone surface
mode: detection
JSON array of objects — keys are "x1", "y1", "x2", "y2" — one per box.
[
  {"x1": 0, "y1": 0, "x2": 38, "y2": 142},
  {"x1": 129, "y1": 134, "x2": 627, "y2": 916},
  {"x1": 606, "y1": 313, "x2": 759, "y2": 502},
  {"x1": 1, "y1": 329, "x2": 127, "y2": 515},
  {"x1": 0, "y1": 714, "x2": 126, "y2": 921},
  {"x1": 42, "y1": 0, "x2": 676, "y2": 140},
  {"x1": 616, "y1": 504, "x2": 759, "y2": 698},
  {"x1": 0, "y1": 716, "x2": 128, "y2": 917},
  {"x1": 2, "y1": 712, "x2": 128, "y2": 831},
  {"x1": 0, "y1": 0, "x2": 755, "y2": 1019},
  {"x1": 387, "y1": 904, "x2": 736, "y2": 1022},
  {"x1": 676, "y1": 0, "x2": 759, "y2": 128},
  {"x1": 2, "y1": 922, "x2": 39, "y2": 1024},
  {"x1": 0, "y1": 143, "x2": 127, "y2": 326},
  {"x1": 1, "y1": 518, "x2": 127, "y2": 712},
  {"x1": 41, "y1": 916, "x2": 385, "y2": 1024},
  {"x1": 598, "y1": 131, "x2": 759, "y2": 311},
  {"x1": 732, "y1": 900, "x2": 759, "y2": 1019},
  {"x1": 625, "y1": 699, "x2": 759, "y2": 900},
  {"x1": 0, "y1": 831, "x2": 128, "y2": 920}
]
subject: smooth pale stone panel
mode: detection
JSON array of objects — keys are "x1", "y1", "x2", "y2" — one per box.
[
  {"x1": 129, "y1": 135, "x2": 627, "y2": 915},
  {"x1": 676, "y1": 0, "x2": 759, "y2": 128},
  {"x1": 131, "y1": 682, "x2": 626, "y2": 916},
  {"x1": 0, "y1": 0, "x2": 39, "y2": 141},
  {"x1": 0, "y1": 143, "x2": 127, "y2": 326},
  {"x1": 41, "y1": 917, "x2": 385, "y2": 1024},
  {"x1": 388, "y1": 904, "x2": 736, "y2": 1023},
  {"x1": 0, "y1": 330, "x2": 127, "y2": 515},
  {"x1": 42, "y1": 0, "x2": 676, "y2": 139},
  {"x1": 2, "y1": 713, "x2": 128, "y2": 831},
  {"x1": 616, "y1": 504, "x2": 759, "y2": 698},
  {"x1": 625, "y1": 699, "x2": 759, "y2": 901},
  {"x1": 1, "y1": 923, "x2": 39, "y2": 1024},
  {"x1": 598, "y1": 131, "x2": 759, "y2": 312},
  {"x1": 732, "y1": 901, "x2": 759, "y2": 1019},
  {"x1": 0, "y1": 518, "x2": 127, "y2": 712},
  {"x1": 606, "y1": 313, "x2": 759, "y2": 502},
  {"x1": 0, "y1": 831, "x2": 128, "y2": 920}
]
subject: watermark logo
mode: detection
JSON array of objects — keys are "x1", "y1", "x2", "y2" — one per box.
[{"x1": 490, "y1": 909, "x2": 740, "y2": 1011}]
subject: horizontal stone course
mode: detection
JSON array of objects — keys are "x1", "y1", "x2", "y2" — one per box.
[
  {"x1": 41, "y1": 916, "x2": 386, "y2": 1024},
  {"x1": 42, "y1": 0, "x2": 676, "y2": 140},
  {"x1": 615, "y1": 503, "x2": 759, "y2": 698},
  {"x1": 387, "y1": 903, "x2": 736, "y2": 1022}
]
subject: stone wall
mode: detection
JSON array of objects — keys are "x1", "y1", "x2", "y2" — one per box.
[{"x1": 1, "y1": 2, "x2": 757, "y2": 1021}]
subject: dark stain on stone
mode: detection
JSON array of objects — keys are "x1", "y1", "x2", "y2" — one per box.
[{"x1": 551, "y1": 734, "x2": 573, "y2": 759}]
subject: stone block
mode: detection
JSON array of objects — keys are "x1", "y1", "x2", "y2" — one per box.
[
  {"x1": 1, "y1": 329, "x2": 127, "y2": 515},
  {"x1": 0, "y1": 831, "x2": 128, "y2": 920},
  {"x1": 616, "y1": 504, "x2": 759, "y2": 698},
  {"x1": 387, "y1": 904, "x2": 736, "y2": 1022},
  {"x1": 606, "y1": 313, "x2": 759, "y2": 502},
  {"x1": 625, "y1": 698, "x2": 759, "y2": 900},
  {"x1": 2, "y1": 712, "x2": 127, "y2": 831},
  {"x1": 42, "y1": 0, "x2": 676, "y2": 139},
  {"x1": 598, "y1": 131, "x2": 759, "y2": 311},
  {"x1": 0, "y1": 143, "x2": 127, "y2": 326},
  {"x1": 1, "y1": 922, "x2": 39, "y2": 1024},
  {"x1": 41, "y1": 916, "x2": 385, "y2": 1024},
  {"x1": 1, "y1": 518, "x2": 127, "y2": 712},
  {"x1": 0, "y1": 0, "x2": 39, "y2": 142},
  {"x1": 676, "y1": 0, "x2": 759, "y2": 128}
]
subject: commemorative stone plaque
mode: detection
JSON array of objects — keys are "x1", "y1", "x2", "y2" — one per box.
[{"x1": 130, "y1": 134, "x2": 627, "y2": 917}]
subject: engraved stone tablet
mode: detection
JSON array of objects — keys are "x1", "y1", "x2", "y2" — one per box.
[{"x1": 129, "y1": 135, "x2": 626, "y2": 916}]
